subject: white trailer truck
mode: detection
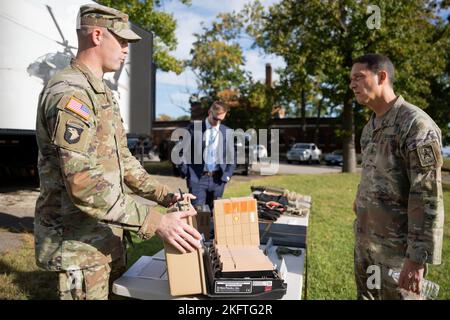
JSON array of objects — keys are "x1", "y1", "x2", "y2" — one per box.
[{"x1": 0, "y1": 0, "x2": 155, "y2": 179}]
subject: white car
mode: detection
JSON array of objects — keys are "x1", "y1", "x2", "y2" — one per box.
[
  {"x1": 286, "y1": 143, "x2": 322, "y2": 164},
  {"x1": 250, "y1": 144, "x2": 268, "y2": 160}
]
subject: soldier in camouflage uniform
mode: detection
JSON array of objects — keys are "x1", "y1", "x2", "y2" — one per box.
[
  {"x1": 35, "y1": 4, "x2": 202, "y2": 300},
  {"x1": 350, "y1": 54, "x2": 444, "y2": 300}
]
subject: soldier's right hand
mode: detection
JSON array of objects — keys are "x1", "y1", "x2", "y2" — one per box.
[
  {"x1": 156, "y1": 208, "x2": 202, "y2": 253},
  {"x1": 353, "y1": 199, "x2": 357, "y2": 215}
]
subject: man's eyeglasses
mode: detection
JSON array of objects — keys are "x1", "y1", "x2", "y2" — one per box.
[{"x1": 210, "y1": 111, "x2": 227, "y2": 121}]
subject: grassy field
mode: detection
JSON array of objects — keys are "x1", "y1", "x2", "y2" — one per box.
[
  {"x1": 1, "y1": 173, "x2": 449, "y2": 299},
  {"x1": 444, "y1": 158, "x2": 450, "y2": 172},
  {"x1": 0, "y1": 231, "x2": 58, "y2": 299}
]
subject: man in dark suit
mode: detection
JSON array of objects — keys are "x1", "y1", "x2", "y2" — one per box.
[{"x1": 179, "y1": 101, "x2": 236, "y2": 211}]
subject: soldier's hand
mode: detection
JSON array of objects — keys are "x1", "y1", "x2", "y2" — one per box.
[
  {"x1": 168, "y1": 193, "x2": 197, "y2": 206},
  {"x1": 156, "y1": 206, "x2": 202, "y2": 254},
  {"x1": 398, "y1": 258, "x2": 425, "y2": 295},
  {"x1": 174, "y1": 192, "x2": 196, "y2": 203},
  {"x1": 352, "y1": 199, "x2": 357, "y2": 215},
  {"x1": 162, "y1": 192, "x2": 196, "y2": 207}
]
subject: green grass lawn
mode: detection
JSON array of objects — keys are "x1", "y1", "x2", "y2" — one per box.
[
  {"x1": 224, "y1": 173, "x2": 361, "y2": 299},
  {"x1": 1, "y1": 173, "x2": 449, "y2": 299}
]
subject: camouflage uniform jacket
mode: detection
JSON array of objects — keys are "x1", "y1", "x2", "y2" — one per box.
[
  {"x1": 355, "y1": 96, "x2": 444, "y2": 265},
  {"x1": 35, "y1": 59, "x2": 172, "y2": 271}
]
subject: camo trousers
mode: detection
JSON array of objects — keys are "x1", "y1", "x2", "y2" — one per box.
[
  {"x1": 57, "y1": 259, "x2": 126, "y2": 300},
  {"x1": 354, "y1": 236, "x2": 424, "y2": 300}
]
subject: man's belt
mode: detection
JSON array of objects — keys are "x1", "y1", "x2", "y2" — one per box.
[{"x1": 202, "y1": 171, "x2": 220, "y2": 177}]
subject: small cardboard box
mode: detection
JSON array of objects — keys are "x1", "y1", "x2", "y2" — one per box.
[{"x1": 163, "y1": 215, "x2": 207, "y2": 296}]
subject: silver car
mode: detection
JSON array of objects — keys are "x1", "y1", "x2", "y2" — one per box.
[{"x1": 286, "y1": 143, "x2": 322, "y2": 164}]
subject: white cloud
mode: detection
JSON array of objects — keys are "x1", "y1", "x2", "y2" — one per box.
[
  {"x1": 243, "y1": 50, "x2": 285, "y2": 83},
  {"x1": 170, "y1": 11, "x2": 206, "y2": 60},
  {"x1": 187, "y1": 0, "x2": 279, "y2": 15},
  {"x1": 157, "y1": 69, "x2": 197, "y2": 88},
  {"x1": 168, "y1": 92, "x2": 192, "y2": 107}
]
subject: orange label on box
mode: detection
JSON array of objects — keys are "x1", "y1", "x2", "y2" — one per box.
[
  {"x1": 240, "y1": 201, "x2": 248, "y2": 212},
  {"x1": 224, "y1": 202, "x2": 232, "y2": 214}
]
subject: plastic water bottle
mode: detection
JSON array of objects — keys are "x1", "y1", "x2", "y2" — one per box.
[{"x1": 388, "y1": 269, "x2": 440, "y2": 300}]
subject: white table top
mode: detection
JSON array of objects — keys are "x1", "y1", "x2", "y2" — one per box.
[{"x1": 113, "y1": 244, "x2": 305, "y2": 300}]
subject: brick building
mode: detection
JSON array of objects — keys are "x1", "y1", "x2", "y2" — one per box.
[{"x1": 151, "y1": 116, "x2": 350, "y2": 161}]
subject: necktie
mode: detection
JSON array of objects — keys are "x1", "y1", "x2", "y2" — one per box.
[{"x1": 206, "y1": 128, "x2": 217, "y2": 172}]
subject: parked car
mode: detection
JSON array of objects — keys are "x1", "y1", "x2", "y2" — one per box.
[
  {"x1": 324, "y1": 150, "x2": 343, "y2": 166},
  {"x1": 127, "y1": 136, "x2": 152, "y2": 157},
  {"x1": 286, "y1": 143, "x2": 322, "y2": 164},
  {"x1": 249, "y1": 144, "x2": 268, "y2": 160},
  {"x1": 233, "y1": 135, "x2": 251, "y2": 175}
]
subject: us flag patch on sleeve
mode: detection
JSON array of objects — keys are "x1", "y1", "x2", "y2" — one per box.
[{"x1": 64, "y1": 97, "x2": 91, "y2": 120}]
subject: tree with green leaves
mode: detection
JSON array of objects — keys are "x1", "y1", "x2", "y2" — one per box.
[
  {"x1": 188, "y1": 13, "x2": 247, "y2": 98},
  {"x1": 97, "y1": 0, "x2": 191, "y2": 74},
  {"x1": 187, "y1": 12, "x2": 276, "y2": 130},
  {"x1": 426, "y1": 14, "x2": 450, "y2": 145},
  {"x1": 244, "y1": 0, "x2": 449, "y2": 172}
]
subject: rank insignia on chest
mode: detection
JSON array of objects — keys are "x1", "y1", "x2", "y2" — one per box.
[
  {"x1": 65, "y1": 97, "x2": 91, "y2": 120},
  {"x1": 417, "y1": 144, "x2": 436, "y2": 167},
  {"x1": 64, "y1": 120, "x2": 84, "y2": 144}
]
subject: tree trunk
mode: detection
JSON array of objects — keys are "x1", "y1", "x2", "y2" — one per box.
[
  {"x1": 301, "y1": 89, "x2": 306, "y2": 138},
  {"x1": 301, "y1": 89, "x2": 306, "y2": 130},
  {"x1": 342, "y1": 90, "x2": 356, "y2": 173},
  {"x1": 314, "y1": 98, "x2": 322, "y2": 145}
]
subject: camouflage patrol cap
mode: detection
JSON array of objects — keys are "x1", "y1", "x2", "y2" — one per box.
[{"x1": 76, "y1": 3, "x2": 141, "y2": 43}]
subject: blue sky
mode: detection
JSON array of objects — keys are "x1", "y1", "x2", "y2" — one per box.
[
  {"x1": 155, "y1": 0, "x2": 283, "y2": 119},
  {"x1": 155, "y1": 1, "x2": 450, "y2": 120}
]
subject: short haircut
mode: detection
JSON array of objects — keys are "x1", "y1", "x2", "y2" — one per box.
[
  {"x1": 210, "y1": 100, "x2": 228, "y2": 113},
  {"x1": 76, "y1": 25, "x2": 94, "y2": 39},
  {"x1": 352, "y1": 53, "x2": 395, "y2": 87}
]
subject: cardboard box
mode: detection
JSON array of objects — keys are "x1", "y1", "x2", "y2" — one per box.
[{"x1": 163, "y1": 215, "x2": 207, "y2": 296}]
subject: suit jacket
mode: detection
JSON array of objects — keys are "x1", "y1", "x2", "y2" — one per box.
[{"x1": 179, "y1": 120, "x2": 236, "y2": 184}]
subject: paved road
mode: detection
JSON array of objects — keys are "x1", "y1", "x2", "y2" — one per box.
[{"x1": 251, "y1": 161, "x2": 347, "y2": 175}]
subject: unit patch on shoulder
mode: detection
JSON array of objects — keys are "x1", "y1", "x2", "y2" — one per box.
[
  {"x1": 64, "y1": 97, "x2": 91, "y2": 121},
  {"x1": 53, "y1": 111, "x2": 90, "y2": 154},
  {"x1": 417, "y1": 144, "x2": 436, "y2": 167},
  {"x1": 64, "y1": 120, "x2": 84, "y2": 144}
]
